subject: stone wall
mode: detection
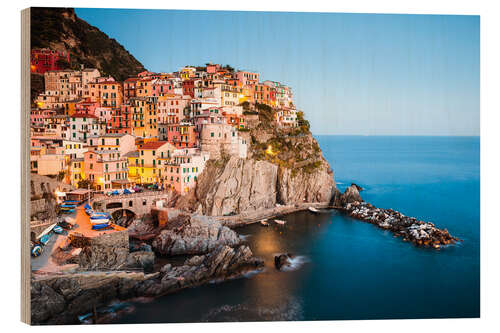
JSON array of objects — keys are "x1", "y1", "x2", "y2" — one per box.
[
  {"x1": 69, "y1": 230, "x2": 129, "y2": 248},
  {"x1": 30, "y1": 173, "x2": 73, "y2": 197},
  {"x1": 93, "y1": 191, "x2": 173, "y2": 217},
  {"x1": 31, "y1": 198, "x2": 47, "y2": 214}
]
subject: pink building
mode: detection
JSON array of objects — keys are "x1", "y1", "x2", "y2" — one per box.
[
  {"x1": 157, "y1": 95, "x2": 192, "y2": 124},
  {"x1": 75, "y1": 99, "x2": 99, "y2": 117},
  {"x1": 192, "y1": 107, "x2": 225, "y2": 132},
  {"x1": 163, "y1": 148, "x2": 210, "y2": 194},
  {"x1": 83, "y1": 150, "x2": 128, "y2": 190},
  {"x1": 236, "y1": 71, "x2": 260, "y2": 86},
  {"x1": 166, "y1": 123, "x2": 198, "y2": 149},
  {"x1": 30, "y1": 109, "x2": 56, "y2": 126}
]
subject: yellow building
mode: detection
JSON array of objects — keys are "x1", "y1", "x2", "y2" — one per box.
[
  {"x1": 179, "y1": 67, "x2": 196, "y2": 81},
  {"x1": 63, "y1": 100, "x2": 79, "y2": 116},
  {"x1": 99, "y1": 81, "x2": 123, "y2": 108},
  {"x1": 135, "y1": 141, "x2": 175, "y2": 184},
  {"x1": 130, "y1": 97, "x2": 158, "y2": 139},
  {"x1": 68, "y1": 158, "x2": 85, "y2": 187},
  {"x1": 136, "y1": 79, "x2": 153, "y2": 97},
  {"x1": 124, "y1": 150, "x2": 140, "y2": 184},
  {"x1": 221, "y1": 84, "x2": 240, "y2": 107}
]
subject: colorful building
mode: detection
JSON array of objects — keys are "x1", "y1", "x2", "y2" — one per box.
[
  {"x1": 83, "y1": 150, "x2": 129, "y2": 190},
  {"x1": 134, "y1": 141, "x2": 176, "y2": 184},
  {"x1": 163, "y1": 148, "x2": 210, "y2": 194},
  {"x1": 30, "y1": 49, "x2": 70, "y2": 74}
]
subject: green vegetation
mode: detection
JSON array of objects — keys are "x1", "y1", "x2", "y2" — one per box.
[
  {"x1": 30, "y1": 8, "x2": 146, "y2": 81},
  {"x1": 296, "y1": 111, "x2": 310, "y2": 133}
]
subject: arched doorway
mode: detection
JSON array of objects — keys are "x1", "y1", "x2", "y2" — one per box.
[{"x1": 112, "y1": 209, "x2": 136, "y2": 227}]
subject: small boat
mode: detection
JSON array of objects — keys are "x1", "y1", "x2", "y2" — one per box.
[
  {"x1": 91, "y1": 223, "x2": 111, "y2": 230},
  {"x1": 39, "y1": 234, "x2": 51, "y2": 246},
  {"x1": 90, "y1": 212, "x2": 111, "y2": 220},
  {"x1": 308, "y1": 207, "x2": 320, "y2": 214},
  {"x1": 90, "y1": 217, "x2": 110, "y2": 225},
  {"x1": 260, "y1": 219, "x2": 269, "y2": 226},
  {"x1": 274, "y1": 219, "x2": 286, "y2": 225},
  {"x1": 60, "y1": 203, "x2": 77, "y2": 208},
  {"x1": 31, "y1": 244, "x2": 42, "y2": 257},
  {"x1": 53, "y1": 225, "x2": 63, "y2": 234}
]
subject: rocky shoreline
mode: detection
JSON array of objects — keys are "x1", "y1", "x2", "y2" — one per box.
[
  {"x1": 335, "y1": 184, "x2": 460, "y2": 249},
  {"x1": 31, "y1": 182, "x2": 461, "y2": 324},
  {"x1": 31, "y1": 244, "x2": 263, "y2": 325}
]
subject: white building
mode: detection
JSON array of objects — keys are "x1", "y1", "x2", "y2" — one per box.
[{"x1": 69, "y1": 113, "x2": 106, "y2": 141}]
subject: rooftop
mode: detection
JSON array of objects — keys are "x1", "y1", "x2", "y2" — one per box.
[
  {"x1": 123, "y1": 150, "x2": 139, "y2": 158},
  {"x1": 140, "y1": 141, "x2": 169, "y2": 150}
]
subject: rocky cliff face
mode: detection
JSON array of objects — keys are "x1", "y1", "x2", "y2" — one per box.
[
  {"x1": 193, "y1": 157, "x2": 279, "y2": 216},
  {"x1": 177, "y1": 125, "x2": 336, "y2": 216}
]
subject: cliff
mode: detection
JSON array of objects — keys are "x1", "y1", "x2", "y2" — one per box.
[
  {"x1": 30, "y1": 7, "x2": 146, "y2": 81},
  {"x1": 176, "y1": 108, "x2": 337, "y2": 216}
]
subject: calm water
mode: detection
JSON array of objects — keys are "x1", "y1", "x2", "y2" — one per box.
[{"x1": 110, "y1": 136, "x2": 480, "y2": 323}]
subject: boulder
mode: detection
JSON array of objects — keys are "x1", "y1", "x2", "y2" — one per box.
[
  {"x1": 125, "y1": 251, "x2": 155, "y2": 272},
  {"x1": 152, "y1": 218, "x2": 241, "y2": 256},
  {"x1": 342, "y1": 185, "x2": 363, "y2": 204},
  {"x1": 274, "y1": 253, "x2": 294, "y2": 270}
]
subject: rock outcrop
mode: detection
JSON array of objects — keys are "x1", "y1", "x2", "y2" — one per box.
[
  {"x1": 335, "y1": 185, "x2": 460, "y2": 249},
  {"x1": 32, "y1": 245, "x2": 263, "y2": 325},
  {"x1": 180, "y1": 155, "x2": 335, "y2": 216},
  {"x1": 193, "y1": 157, "x2": 279, "y2": 216},
  {"x1": 277, "y1": 161, "x2": 335, "y2": 204},
  {"x1": 151, "y1": 216, "x2": 241, "y2": 256},
  {"x1": 333, "y1": 184, "x2": 363, "y2": 206},
  {"x1": 31, "y1": 271, "x2": 159, "y2": 325},
  {"x1": 58, "y1": 230, "x2": 155, "y2": 271},
  {"x1": 173, "y1": 119, "x2": 337, "y2": 216},
  {"x1": 137, "y1": 245, "x2": 264, "y2": 297},
  {"x1": 274, "y1": 253, "x2": 294, "y2": 270}
]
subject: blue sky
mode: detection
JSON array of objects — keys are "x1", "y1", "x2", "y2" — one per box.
[{"x1": 76, "y1": 9, "x2": 479, "y2": 136}]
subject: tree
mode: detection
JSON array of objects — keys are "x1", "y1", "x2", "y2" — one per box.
[{"x1": 296, "y1": 111, "x2": 310, "y2": 133}]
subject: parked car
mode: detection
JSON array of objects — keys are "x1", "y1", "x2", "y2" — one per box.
[{"x1": 53, "y1": 225, "x2": 63, "y2": 234}]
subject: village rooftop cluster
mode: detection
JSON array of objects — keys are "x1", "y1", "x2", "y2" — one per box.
[{"x1": 31, "y1": 53, "x2": 299, "y2": 195}]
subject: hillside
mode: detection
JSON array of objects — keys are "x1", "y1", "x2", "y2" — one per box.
[{"x1": 30, "y1": 7, "x2": 146, "y2": 81}]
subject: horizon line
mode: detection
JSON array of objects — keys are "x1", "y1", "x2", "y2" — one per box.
[{"x1": 312, "y1": 134, "x2": 480, "y2": 137}]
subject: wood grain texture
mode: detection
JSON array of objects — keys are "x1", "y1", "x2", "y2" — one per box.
[{"x1": 21, "y1": 7, "x2": 31, "y2": 325}]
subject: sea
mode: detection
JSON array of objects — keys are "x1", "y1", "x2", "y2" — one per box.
[{"x1": 105, "y1": 136, "x2": 480, "y2": 323}]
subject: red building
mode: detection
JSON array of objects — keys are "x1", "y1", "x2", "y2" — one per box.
[
  {"x1": 107, "y1": 105, "x2": 132, "y2": 135},
  {"x1": 182, "y1": 79, "x2": 195, "y2": 97},
  {"x1": 30, "y1": 49, "x2": 70, "y2": 74},
  {"x1": 123, "y1": 78, "x2": 139, "y2": 102}
]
